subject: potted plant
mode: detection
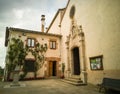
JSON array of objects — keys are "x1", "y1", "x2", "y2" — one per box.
[{"x1": 61, "y1": 63, "x2": 65, "y2": 79}]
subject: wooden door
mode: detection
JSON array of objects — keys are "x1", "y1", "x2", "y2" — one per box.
[{"x1": 49, "y1": 62, "x2": 53, "y2": 76}]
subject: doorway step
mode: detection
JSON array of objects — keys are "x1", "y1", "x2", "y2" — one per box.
[
  {"x1": 48, "y1": 76, "x2": 58, "y2": 79},
  {"x1": 61, "y1": 76, "x2": 85, "y2": 86}
]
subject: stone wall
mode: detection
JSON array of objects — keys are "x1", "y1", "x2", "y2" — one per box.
[
  {"x1": 7, "y1": 29, "x2": 62, "y2": 79},
  {"x1": 60, "y1": 0, "x2": 120, "y2": 84}
]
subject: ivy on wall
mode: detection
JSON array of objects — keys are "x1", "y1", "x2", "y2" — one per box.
[
  {"x1": 27, "y1": 43, "x2": 47, "y2": 78},
  {"x1": 7, "y1": 37, "x2": 48, "y2": 80}
]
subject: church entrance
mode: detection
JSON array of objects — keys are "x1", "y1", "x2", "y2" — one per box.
[
  {"x1": 72, "y1": 47, "x2": 80, "y2": 75},
  {"x1": 49, "y1": 61, "x2": 57, "y2": 76}
]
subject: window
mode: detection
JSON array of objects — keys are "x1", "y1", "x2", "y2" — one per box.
[
  {"x1": 24, "y1": 60, "x2": 35, "y2": 72},
  {"x1": 50, "y1": 41, "x2": 56, "y2": 49},
  {"x1": 89, "y1": 55, "x2": 103, "y2": 70},
  {"x1": 27, "y1": 38, "x2": 35, "y2": 47}
]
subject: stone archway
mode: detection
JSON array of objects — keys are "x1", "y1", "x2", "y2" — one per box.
[
  {"x1": 66, "y1": 25, "x2": 87, "y2": 84},
  {"x1": 72, "y1": 47, "x2": 80, "y2": 75}
]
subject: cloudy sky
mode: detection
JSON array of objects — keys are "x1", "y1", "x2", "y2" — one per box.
[{"x1": 0, "y1": 0, "x2": 68, "y2": 68}]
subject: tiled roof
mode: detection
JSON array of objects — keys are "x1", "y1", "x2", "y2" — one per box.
[
  {"x1": 9, "y1": 27, "x2": 62, "y2": 37},
  {"x1": 5, "y1": 27, "x2": 62, "y2": 47}
]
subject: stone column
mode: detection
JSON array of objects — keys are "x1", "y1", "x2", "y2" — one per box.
[
  {"x1": 65, "y1": 36, "x2": 71, "y2": 78},
  {"x1": 79, "y1": 25, "x2": 87, "y2": 84}
]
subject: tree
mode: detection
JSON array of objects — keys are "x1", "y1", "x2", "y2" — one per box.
[
  {"x1": 0, "y1": 66, "x2": 4, "y2": 81},
  {"x1": 0, "y1": 66, "x2": 4, "y2": 76},
  {"x1": 7, "y1": 37, "x2": 48, "y2": 80},
  {"x1": 7, "y1": 38, "x2": 28, "y2": 80},
  {"x1": 29, "y1": 42, "x2": 47, "y2": 78}
]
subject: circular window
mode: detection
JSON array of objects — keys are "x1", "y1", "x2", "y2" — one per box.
[{"x1": 69, "y1": 5, "x2": 75, "y2": 19}]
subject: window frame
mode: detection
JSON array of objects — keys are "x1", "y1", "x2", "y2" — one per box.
[
  {"x1": 49, "y1": 40, "x2": 57, "y2": 49},
  {"x1": 27, "y1": 38, "x2": 35, "y2": 47},
  {"x1": 24, "y1": 59, "x2": 35, "y2": 72},
  {"x1": 89, "y1": 55, "x2": 103, "y2": 70}
]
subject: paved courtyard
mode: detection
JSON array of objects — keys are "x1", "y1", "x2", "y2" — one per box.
[{"x1": 0, "y1": 79, "x2": 102, "y2": 94}]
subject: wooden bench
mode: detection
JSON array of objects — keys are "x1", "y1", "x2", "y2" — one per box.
[{"x1": 99, "y1": 78, "x2": 120, "y2": 93}]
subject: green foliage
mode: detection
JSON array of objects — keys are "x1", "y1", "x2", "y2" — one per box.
[
  {"x1": 7, "y1": 37, "x2": 48, "y2": 79},
  {"x1": 0, "y1": 66, "x2": 4, "y2": 76},
  {"x1": 62, "y1": 63, "x2": 65, "y2": 73},
  {"x1": 29, "y1": 43, "x2": 48, "y2": 78},
  {"x1": 19, "y1": 72, "x2": 27, "y2": 80},
  {"x1": 21, "y1": 42, "x2": 48, "y2": 79},
  {"x1": 7, "y1": 38, "x2": 28, "y2": 74},
  {"x1": 0, "y1": 67, "x2": 4, "y2": 81},
  {"x1": 8, "y1": 38, "x2": 28, "y2": 66}
]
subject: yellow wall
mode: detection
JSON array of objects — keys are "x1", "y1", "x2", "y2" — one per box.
[
  {"x1": 6, "y1": 0, "x2": 120, "y2": 84},
  {"x1": 10, "y1": 31, "x2": 61, "y2": 58},
  {"x1": 9, "y1": 30, "x2": 61, "y2": 78},
  {"x1": 48, "y1": 11, "x2": 61, "y2": 34},
  {"x1": 61, "y1": 0, "x2": 120, "y2": 84}
]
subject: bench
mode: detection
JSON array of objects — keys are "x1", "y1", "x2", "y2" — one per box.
[{"x1": 99, "y1": 78, "x2": 120, "y2": 93}]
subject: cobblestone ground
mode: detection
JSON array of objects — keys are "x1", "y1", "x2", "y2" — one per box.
[{"x1": 0, "y1": 79, "x2": 102, "y2": 94}]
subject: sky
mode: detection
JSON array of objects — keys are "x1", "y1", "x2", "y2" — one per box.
[{"x1": 0, "y1": 0, "x2": 68, "y2": 68}]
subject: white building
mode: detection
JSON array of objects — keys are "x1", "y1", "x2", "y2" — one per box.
[{"x1": 5, "y1": 0, "x2": 120, "y2": 85}]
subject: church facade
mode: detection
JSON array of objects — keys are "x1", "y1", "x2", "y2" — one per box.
[{"x1": 4, "y1": 0, "x2": 120, "y2": 85}]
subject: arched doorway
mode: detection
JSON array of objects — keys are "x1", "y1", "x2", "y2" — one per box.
[{"x1": 72, "y1": 47, "x2": 80, "y2": 75}]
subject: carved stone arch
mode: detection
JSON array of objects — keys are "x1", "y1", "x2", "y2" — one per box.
[
  {"x1": 66, "y1": 24, "x2": 87, "y2": 84},
  {"x1": 71, "y1": 45, "x2": 79, "y2": 51}
]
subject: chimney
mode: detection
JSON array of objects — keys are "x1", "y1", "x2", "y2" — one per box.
[{"x1": 41, "y1": 15, "x2": 45, "y2": 32}]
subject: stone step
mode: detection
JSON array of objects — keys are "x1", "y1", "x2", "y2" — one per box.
[
  {"x1": 70, "y1": 76, "x2": 81, "y2": 80},
  {"x1": 61, "y1": 76, "x2": 86, "y2": 86},
  {"x1": 64, "y1": 78, "x2": 82, "y2": 83},
  {"x1": 61, "y1": 79, "x2": 85, "y2": 86}
]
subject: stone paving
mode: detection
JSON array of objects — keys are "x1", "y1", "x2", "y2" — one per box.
[{"x1": 0, "y1": 79, "x2": 102, "y2": 94}]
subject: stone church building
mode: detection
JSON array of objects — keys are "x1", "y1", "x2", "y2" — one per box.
[{"x1": 4, "y1": 0, "x2": 120, "y2": 85}]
